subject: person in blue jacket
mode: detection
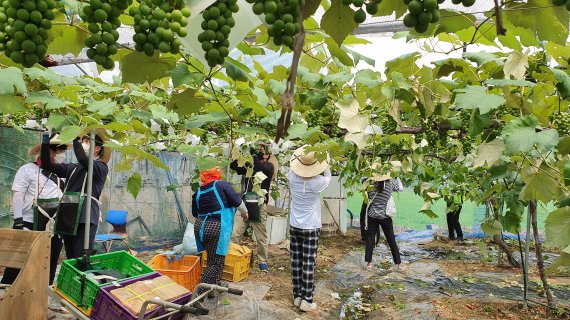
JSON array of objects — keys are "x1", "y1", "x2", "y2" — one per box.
[{"x1": 192, "y1": 166, "x2": 248, "y2": 292}]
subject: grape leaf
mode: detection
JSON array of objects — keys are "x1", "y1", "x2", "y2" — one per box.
[
  {"x1": 520, "y1": 167, "x2": 560, "y2": 203},
  {"x1": 87, "y1": 98, "x2": 117, "y2": 117},
  {"x1": 26, "y1": 91, "x2": 66, "y2": 110},
  {"x1": 127, "y1": 173, "x2": 142, "y2": 199},
  {"x1": 166, "y1": 65, "x2": 207, "y2": 87},
  {"x1": 121, "y1": 52, "x2": 177, "y2": 84},
  {"x1": 504, "y1": 0, "x2": 569, "y2": 45},
  {"x1": 504, "y1": 51, "x2": 528, "y2": 80},
  {"x1": 545, "y1": 207, "x2": 570, "y2": 249},
  {"x1": 0, "y1": 95, "x2": 24, "y2": 113},
  {"x1": 58, "y1": 125, "x2": 83, "y2": 144},
  {"x1": 0, "y1": 67, "x2": 27, "y2": 95},
  {"x1": 454, "y1": 86, "x2": 505, "y2": 114},
  {"x1": 321, "y1": 0, "x2": 357, "y2": 46},
  {"x1": 474, "y1": 139, "x2": 504, "y2": 168},
  {"x1": 325, "y1": 38, "x2": 353, "y2": 67},
  {"x1": 46, "y1": 25, "x2": 89, "y2": 56},
  {"x1": 167, "y1": 89, "x2": 206, "y2": 116}
]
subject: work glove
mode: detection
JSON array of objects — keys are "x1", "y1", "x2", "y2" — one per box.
[
  {"x1": 13, "y1": 217, "x2": 24, "y2": 230},
  {"x1": 42, "y1": 131, "x2": 56, "y2": 143}
]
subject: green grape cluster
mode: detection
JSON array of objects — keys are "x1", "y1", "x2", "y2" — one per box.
[
  {"x1": 81, "y1": 0, "x2": 131, "y2": 69},
  {"x1": 248, "y1": 0, "x2": 302, "y2": 49},
  {"x1": 3, "y1": 0, "x2": 57, "y2": 68},
  {"x1": 494, "y1": 104, "x2": 511, "y2": 121},
  {"x1": 378, "y1": 112, "x2": 397, "y2": 135},
  {"x1": 402, "y1": 0, "x2": 443, "y2": 34},
  {"x1": 0, "y1": 5, "x2": 9, "y2": 51},
  {"x1": 340, "y1": 0, "x2": 381, "y2": 24},
  {"x1": 306, "y1": 109, "x2": 340, "y2": 137},
  {"x1": 421, "y1": 119, "x2": 439, "y2": 148},
  {"x1": 550, "y1": 111, "x2": 570, "y2": 136},
  {"x1": 130, "y1": 0, "x2": 191, "y2": 57},
  {"x1": 198, "y1": 0, "x2": 238, "y2": 68},
  {"x1": 451, "y1": 0, "x2": 475, "y2": 7},
  {"x1": 8, "y1": 108, "x2": 42, "y2": 125}
]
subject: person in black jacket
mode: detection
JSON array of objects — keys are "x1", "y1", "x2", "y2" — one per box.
[
  {"x1": 41, "y1": 131, "x2": 110, "y2": 259},
  {"x1": 229, "y1": 143, "x2": 274, "y2": 271}
]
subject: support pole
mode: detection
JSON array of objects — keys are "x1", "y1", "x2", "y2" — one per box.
[
  {"x1": 523, "y1": 204, "x2": 531, "y2": 310},
  {"x1": 83, "y1": 131, "x2": 96, "y2": 250}
]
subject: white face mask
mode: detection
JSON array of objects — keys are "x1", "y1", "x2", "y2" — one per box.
[
  {"x1": 54, "y1": 153, "x2": 65, "y2": 163},
  {"x1": 82, "y1": 142, "x2": 90, "y2": 154}
]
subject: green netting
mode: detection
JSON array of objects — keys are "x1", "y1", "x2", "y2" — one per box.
[{"x1": 0, "y1": 128, "x2": 42, "y2": 227}]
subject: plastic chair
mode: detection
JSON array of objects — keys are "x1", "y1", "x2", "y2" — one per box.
[{"x1": 95, "y1": 210, "x2": 136, "y2": 256}]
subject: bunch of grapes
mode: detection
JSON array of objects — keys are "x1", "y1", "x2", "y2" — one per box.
[
  {"x1": 421, "y1": 119, "x2": 440, "y2": 148},
  {"x1": 198, "y1": 0, "x2": 238, "y2": 68},
  {"x1": 0, "y1": 5, "x2": 10, "y2": 51},
  {"x1": 7, "y1": 107, "x2": 42, "y2": 125},
  {"x1": 451, "y1": 0, "x2": 475, "y2": 6},
  {"x1": 552, "y1": 0, "x2": 570, "y2": 11},
  {"x1": 81, "y1": 0, "x2": 131, "y2": 69},
  {"x1": 494, "y1": 104, "x2": 511, "y2": 121},
  {"x1": 402, "y1": 0, "x2": 443, "y2": 34},
  {"x1": 340, "y1": 0, "x2": 381, "y2": 23},
  {"x1": 458, "y1": 110, "x2": 476, "y2": 154},
  {"x1": 130, "y1": 0, "x2": 191, "y2": 57},
  {"x1": 248, "y1": 0, "x2": 302, "y2": 49},
  {"x1": 305, "y1": 109, "x2": 341, "y2": 137},
  {"x1": 378, "y1": 112, "x2": 397, "y2": 135},
  {"x1": 3, "y1": 0, "x2": 57, "y2": 68},
  {"x1": 550, "y1": 111, "x2": 570, "y2": 136}
]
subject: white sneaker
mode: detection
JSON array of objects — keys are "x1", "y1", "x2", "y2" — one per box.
[
  {"x1": 299, "y1": 300, "x2": 317, "y2": 312},
  {"x1": 294, "y1": 297, "x2": 302, "y2": 307}
]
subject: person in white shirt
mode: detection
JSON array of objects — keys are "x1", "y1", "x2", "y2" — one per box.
[
  {"x1": 1, "y1": 135, "x2": 68, "y2": 285},
  {"x1": 287, "y1": 146, "x2": 331, "y2": 313}
]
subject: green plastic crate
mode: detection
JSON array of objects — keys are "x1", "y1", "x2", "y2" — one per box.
[{"x1": 55, "y1": 250, "x2": 154, "y2": 314}]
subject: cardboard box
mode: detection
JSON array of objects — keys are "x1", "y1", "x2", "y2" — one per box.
[{"x1": 109, "y1": 275, "x2": 189, "y2": 315}]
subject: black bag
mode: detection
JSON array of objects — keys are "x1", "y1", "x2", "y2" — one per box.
[
  {"x1": 243, "y1": 192, "x2": 261, "y2": 222},
  {"x1": 54, "y1": 168, "x2": 87, "y2": 236}
]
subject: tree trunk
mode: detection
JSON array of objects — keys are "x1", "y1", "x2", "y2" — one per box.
[
  {"x1": 530, "y1": 200, "x2": 555, "y2": 310},
  {"x1": 492, "y1": 235, "x2": 521, "y2": 268}
]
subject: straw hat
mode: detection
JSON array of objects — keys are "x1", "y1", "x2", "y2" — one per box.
[
  {"x1": 87, "y1": 128, "x2": 112, "y2": 164},
  {"x1": 267, "y1": 154, "x2": 279, "y2": 180},
  {"x1": 289, "y1": 146, "x2": 329, "y2": 178},
  {"x1": 29, "y1": 134, "x2": 69, "y2": 156},
  {"x1": 370, "y1": 173, "x2": 391, "y2": 182}
]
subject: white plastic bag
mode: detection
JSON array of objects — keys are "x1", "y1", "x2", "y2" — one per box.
[
  {"x1": 395, "y1": 177, "x2": 404, "y2": 191},
  {"x1": 386, "y1": 196, "x2": 397, "y2": 217},
  {"x1": 173, "y1": 222, "x2": 198, "y2": 255}
]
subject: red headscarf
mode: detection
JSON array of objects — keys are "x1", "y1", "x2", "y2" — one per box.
[{"x1": 200, "y1": 166, "x2": 222, "y2": 186}]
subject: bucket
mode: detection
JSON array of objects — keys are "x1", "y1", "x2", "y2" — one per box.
[{"x1": 243, "y1": 192, "x2": 260, "y2": 222}]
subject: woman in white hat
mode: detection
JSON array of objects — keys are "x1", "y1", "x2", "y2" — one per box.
[
  {"x1": 287, "y1": 146, "x2": 331, "y2": 312},
  {"x1": 1, "y1": 135, "x2": 68, "y2": 286},
  {"x1": 363, "y1": 175, "x2": 402, "y2": 270},
  {"x1": 40, "y1": 130, "x2": 111, "y2": 259}
]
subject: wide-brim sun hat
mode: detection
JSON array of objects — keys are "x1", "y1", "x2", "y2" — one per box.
[
  {"x1": 268, "y1": 154, "x2": 279, "y2": 180},
  {"x1": 89, "y1": 128, "x2": 112, "y2": 164},
  {"x1": 29, "y1": 134, "x2": 70, "y2": 156},
  {"x1": 289, "y1": 146, "x2": 329, "y2": 178}
]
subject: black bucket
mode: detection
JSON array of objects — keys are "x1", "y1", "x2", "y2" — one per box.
[{"x1": 244, "y1": 192, "x2": 260, "y2": 221}]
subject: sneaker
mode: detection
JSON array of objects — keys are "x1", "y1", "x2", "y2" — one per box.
[
  {"x1": 299, "y1": 300, "x2": 317, "y2": 312},
  {"x1": 294, "y1": 297, "x2": 302, "y2": 307},
  {"x1": 259, "y1": 263, "x2": 269, "y2": 271}
]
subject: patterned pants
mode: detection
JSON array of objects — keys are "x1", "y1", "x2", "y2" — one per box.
[
  {"x1": 290, "y1": 226, "x2": 320, "y2": 303},
  {"x1": 194, "y1": 218, "x2": 226, "y2": 293}
]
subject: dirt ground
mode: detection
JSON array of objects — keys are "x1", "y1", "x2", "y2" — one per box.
[{"x1": 4, "y1": 228, "x2": 570, "y2": 319}]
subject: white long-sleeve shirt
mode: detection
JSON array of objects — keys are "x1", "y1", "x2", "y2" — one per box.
[{"x1": 288, "y1": 169, "x2": 332, "y2": 229}]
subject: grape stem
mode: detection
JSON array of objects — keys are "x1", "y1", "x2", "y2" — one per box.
[{"x1": 275, "y1": 2, "x2": 306, "y2": 142}]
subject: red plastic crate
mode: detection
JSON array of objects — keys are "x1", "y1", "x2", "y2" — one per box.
[
  {"x1": 147, "y1": 254, "x2": 201, "y2": 291},
  {"x1": 90, "y1": 272, "x2": 191, "y2": 320}
]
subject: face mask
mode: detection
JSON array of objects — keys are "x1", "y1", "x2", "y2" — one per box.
[
  {"x1": 54, "y1": 153, "x2": 65, "y2": 163},
  {"x1": 82, "y1": 142, "x2": 90, "y2": 154}
]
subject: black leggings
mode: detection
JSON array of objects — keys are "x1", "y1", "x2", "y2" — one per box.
[
  {"x1": 446, "y1": 207, "x2": 463, "y2": 240},
  {"x1": 364, "y1": 216, "x2": 401, "y2": 265}
]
